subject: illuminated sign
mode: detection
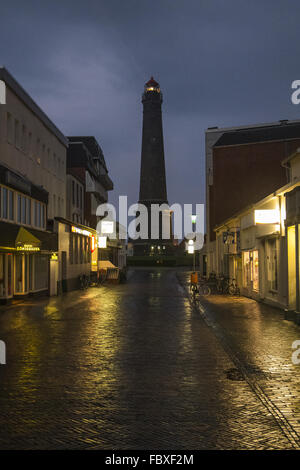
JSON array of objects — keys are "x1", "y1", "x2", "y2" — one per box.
[
  {"x1": 16, "y1": 244, "x2": 40, "y2": 251},
  {"x1": 71, "y1": 226, "x2": 92, "y2": 237},
  {"x1": 101, "y1": 221, "x2": 114, "y2": 234},
  {"x1": 254, "y1": 209, "x2": 280, "y2": 224},
  {"x1": 98, "y1": 236, "x2": 107, "y2": 248},
  {"x1": 91, "y1": 235, "x2": 96, "y2": 253}
]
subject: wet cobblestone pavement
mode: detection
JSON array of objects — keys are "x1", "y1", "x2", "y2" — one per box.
[
  {"x1": 178, "y1": 271, "x2": 300, "y2": 449},
  {"x1": 0, "y1": 268, "x2": 298, "y2": 449}
]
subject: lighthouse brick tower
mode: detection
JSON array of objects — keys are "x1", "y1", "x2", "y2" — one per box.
[{"x1": 134, "y1": 77, "x2": 172, "y2": 256}]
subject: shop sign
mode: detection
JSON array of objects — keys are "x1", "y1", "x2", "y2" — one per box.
[
  {"x1": 16, "y1": 244, "x2": 40, "y2": 251},
  {"x1": 71, "y1": 226, "x2": 92, "y2": 237},
  {"x1": 98, "y1": 236, "x2": 107, "y2": 248},
  {"x1": 101, "y1": 221, "x2": 114, "y2": 234},
  {"x1": 254, "y1": 209, "x2": 280, "y2": 224}
]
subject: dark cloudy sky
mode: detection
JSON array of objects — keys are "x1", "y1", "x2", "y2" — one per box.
[{"x1": 1, "y1": 0, "x2": 300, "y2": 211}]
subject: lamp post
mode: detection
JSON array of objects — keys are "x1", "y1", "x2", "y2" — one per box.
[{"x1": 191, "y1": 215, "x2": 196, "y2": 272}]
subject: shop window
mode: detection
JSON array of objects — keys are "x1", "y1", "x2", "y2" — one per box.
[
  {"x1": 252, "y1": 250, "x2": 259, "y2": 291},
  {"x1": 74, "y1": 234, "x2": 78, "y2": 264},
  {"x1": 15, "y1": 254, "x2": 23, "y2": 293},
  {"x1": 80, "y1": 236, "x2": 83, "y2": 264},
  {"x1": 0, "y1": 255, "x2": 4, "y2": 297},
  {"x1": 288, "y1": 225, "x2": 296, "y2": 310},
  {"x1": 267, "y1": 239, "x2": 278, "y2": 292},
  {"x1": 243, "y1": 250, "x2": 259, "y2": 291},
  {"x1": 34, "y1": 255, "x2": 48, "y2": 291}
]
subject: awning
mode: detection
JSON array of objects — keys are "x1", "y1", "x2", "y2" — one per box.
[
  {"x1": 0, "y1": 221, "x2": 58, "y2": 252},
  {"x1": 99, "y1": 260, "x2": 116, "y2": 269}
]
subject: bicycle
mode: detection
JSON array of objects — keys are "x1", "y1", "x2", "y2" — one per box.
[
  {"x1": 228, "y1": 278, "x2": 240, "y2": 296},
  {"x1": 79, "y1": 274, "x2": 89, "y2": 289}
]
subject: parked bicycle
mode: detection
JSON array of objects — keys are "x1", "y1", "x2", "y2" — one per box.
[
  {"x1": 79, "y1": 273, "x2": 89, "y2": 289},
  {"x1": 228, "y1": 278, "x2": 240, "y2": 296}
]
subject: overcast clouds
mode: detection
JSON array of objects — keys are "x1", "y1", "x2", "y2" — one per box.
[{"x1": 1, "y1": 0, "x2": 300, "y2": 211}]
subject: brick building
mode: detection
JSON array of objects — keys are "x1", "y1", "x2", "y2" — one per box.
[{"x1": 204, "y1": 120, "x2": 300, "y2": 275}]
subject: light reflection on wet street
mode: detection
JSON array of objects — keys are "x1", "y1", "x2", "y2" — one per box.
[{"x1": 0, "y1": 268, "x2": 296, "y2": 449}]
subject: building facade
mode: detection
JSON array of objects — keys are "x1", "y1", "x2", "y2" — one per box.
[
  {"x1": 0, "y1": 68, "x2": 68, "y2": 221},
  {"x1": 0, "y1": 68, "x2": 68, "y2": 301},
  {"x1": 204, "y1": 120, "x2": 300, "y2": 277},
  {"x1": 67, "y1": 136, "x2": 113, "y2": 229},
  {"x1": 0, "y1": 164, "x2": 58, "y2": 301}
]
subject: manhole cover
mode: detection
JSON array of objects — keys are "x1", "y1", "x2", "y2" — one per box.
[{"x1": 226, "y1": 368, "x2": 245, "y2": 381}]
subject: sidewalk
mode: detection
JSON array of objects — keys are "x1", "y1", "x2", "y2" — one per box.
[{"x1": 177, "y1": 271, "x2": 300, "y2": 448}]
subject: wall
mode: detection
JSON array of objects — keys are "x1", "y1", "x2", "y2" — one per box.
[
  {"x1": 0, "y1": 86, "x2": 67, "y2": 220},
  {"x1": 209, "y1": 139, "x2": 300, "y2": 241}
]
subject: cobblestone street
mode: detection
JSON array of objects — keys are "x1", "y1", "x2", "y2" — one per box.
[{"x1": 0, "y1": 268, "x2": 299, "y2": 449}]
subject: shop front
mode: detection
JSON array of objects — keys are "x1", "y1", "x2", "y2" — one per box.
[
  {"x1": 285, "y1": 187, "x2": 300, "y2": 315},
  {"x1": 0, "y1": 221, "x2": 57, "y2": 302}
]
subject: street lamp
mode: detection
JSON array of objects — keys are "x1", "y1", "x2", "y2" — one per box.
[{"x1": 191, "y1": 215, "x2": 197, "y2": 272}]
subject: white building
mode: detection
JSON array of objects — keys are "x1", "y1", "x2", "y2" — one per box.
[{"x1": 0, "y1": 68, "x2": 68, "y2": 221}]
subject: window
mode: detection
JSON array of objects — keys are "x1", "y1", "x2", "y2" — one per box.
[
  {"x1": 21, "y1": 196, "x2": 26, "y2": 224},
  {"x1": 35, "y1": 201, "x2": 41, "y2": 227},
  {"x1": 8, "y1": 191, "x2": 14, "y2": 221},
  {"x1": 80, "y1": 236, "x2": 83, "y2": 264},
  {"x1": 69, "y1": 233, "x2": 73, "y2": 264},
  {"x1": 36, "y1": 139, "x2": 40, "y2": 163},
  {"x1": 17, "y1": 194, "x2": 21, "y2": 223},
  {"x1": 72, "y1": 181, "x2": 75, "y2": 205},
  {"x1": 21, "y1": 125, "x2": 27, "y2": 152},
  {"x1": 42, "y1": 144, "x2": 45, "y2": 167},
  {"x1": 15, "y1": 120, "x2": 20, "y2": 148},
  {"x1": 7, "y1": 113, "x2": 13, "y2": 144},
  {"x1": 80, "y1": 186, "x2": 82, "y2": 209},
  {"x1": 26, "y1": 198, "x2": 31, "y2": 225},
  {"x1": 2, "y1": 188, "x2": 7, "y2": 219},
  {"x1": 41, "y1": 204, "x2": 45, "y2": 228},
  {"x1": 28, "y1": 132, "x2": 32, "y2": 156},
  {"x1": 53, "y1": 194, "x2": 56, "y2": 216},
  {"x1": 76, "y1": 184, "x2": 79, "y2": 208}
]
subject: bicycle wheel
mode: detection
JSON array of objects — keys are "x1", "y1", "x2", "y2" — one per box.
[
  {"x1": 200, "y1": 285, "x2": 211, "y2": 296},
  {"x1": 228, "y1": 285, "x2": 235, "y2": 295}
]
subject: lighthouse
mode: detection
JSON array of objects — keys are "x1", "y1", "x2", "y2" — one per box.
[{"x1": 134, "y1": 77, "x2": 172, "y2": 256}]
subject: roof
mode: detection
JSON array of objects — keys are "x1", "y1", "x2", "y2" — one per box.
[
  {"x1": 146, "y1": 76, "x2": 159, "y2": 87},
  {"x1": 0, "y1": 67, "x2": 68, "y2": 148},
  {"x1": 214, "y1": 121, "x2": 300, "y2": 147}
]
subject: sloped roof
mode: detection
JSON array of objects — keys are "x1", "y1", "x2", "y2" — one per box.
[{"x1": 214, "y1": 121, "x2": 300, "y2": 147}]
